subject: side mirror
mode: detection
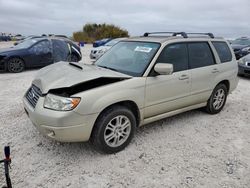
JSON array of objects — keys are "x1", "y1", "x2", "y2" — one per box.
[{"x1": 154, "y1": 63, "x2": 173, "y2": 75}]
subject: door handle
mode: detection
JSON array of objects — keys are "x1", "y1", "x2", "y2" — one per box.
[
  {"x1": 179, "y1": 74, "x2": 189, "y2": 80},
  {"x1": 212, "y1": 68, "x2": 219, "y2": 73}
]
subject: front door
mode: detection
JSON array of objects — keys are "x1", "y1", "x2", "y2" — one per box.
[{"x1": 144, "y1": 43, "x2": 192, "y2": 119}]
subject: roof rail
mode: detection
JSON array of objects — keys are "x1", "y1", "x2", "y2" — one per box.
[
  {"x1": 143, "y1": 32, "x2": 188, "y2": 38},
  {"x1": 143, "y1": 32, "x2": 215, "y2": 39},
  {"x1": 186, "y1": 32, "x2": 214, "y2": 38}
]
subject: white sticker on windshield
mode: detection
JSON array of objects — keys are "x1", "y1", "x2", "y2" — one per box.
[{"x1": 134, "y1": 46, "x2": 152, "y2": 53}]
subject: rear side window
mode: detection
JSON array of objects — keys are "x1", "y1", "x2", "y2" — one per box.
[
  {"x1": 212, "y1": 41, "x2": 232, "y2": 63},
  {"x1": 156, "y1": 43, "x2": 188, "y2": 72},
  {"x1": 188, "y1": 42, "x2": 215, "y2": 69}
]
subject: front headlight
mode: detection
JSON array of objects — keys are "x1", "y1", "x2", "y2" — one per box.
[
  {"x1": 98, "y1": 50, "x2": 104, "y2": 53},
  {"x1": 44, "y1": 94, "x2": 81, "y2": 111},
  {"x1": 238, "y1": 58, "x2": 248, "y2": 65}
]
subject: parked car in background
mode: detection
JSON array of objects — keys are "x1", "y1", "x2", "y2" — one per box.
[
  {"x1": 14, "y1": 34, "x2": 25, "y2": 41},
  {"x1": 231, "y1": 37, "x2": 250, "y2": 59},
  {"x1": 238, "y1": 54, "x2": 250, "y2": 77},
  {"x1": 0, "y1": 37, "x2": 81, "y2": 73},
  {"x1": 0, "y1": 35, "x2": 11, "y2": 41},
  {"x1": 23, "y1": 32, "x2": 238, "y2": 153},
  {"x1": 93, "y1": 38, "x2": 112, "y2": 47},
  {"x1": 90, "y1": 38, "x2": 127, "y2": 60}
]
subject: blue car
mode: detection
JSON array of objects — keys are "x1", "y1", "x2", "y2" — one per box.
[{"x1": 93, "y1": 38, "x2": 112, "y2": 47}]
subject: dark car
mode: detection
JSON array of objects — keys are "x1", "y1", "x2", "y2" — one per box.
[
  {"x1": 238, "y1": 53, "x2": 250, "y2": 77},
  {"x1": 93, "y1": 38, "x2": 112, "y2": 47},
  {"x1": 0, "y1": 37, "x2": 82, "y2": 73},
  {"x1": 231, "y1": 37, "x2": 250, "y2": 60},
  {"x1": 0, "y1": 36, "x2": 11, "y2": 41}
]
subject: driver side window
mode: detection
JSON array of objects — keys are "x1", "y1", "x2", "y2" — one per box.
[
  {"x1": 29, "y1": 40, "x2": 52, "y2": 55},
  {"x1": 156, "y1": 43, "x2": 188, "y2": 72}
]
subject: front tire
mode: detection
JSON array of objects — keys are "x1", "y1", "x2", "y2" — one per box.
[
  {"x1": 7, "y1": 58, "x2": 25, "y2": 73},
  {"x1": 91, "y1": 105, "x2": 136, "y2": 154},
  {"x1": 206, "y1": 84, "x2": 228, "y2": 114}
]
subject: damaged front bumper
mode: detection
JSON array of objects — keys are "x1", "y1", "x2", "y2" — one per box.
[{"x1": 23, "y1": 96, "x2": 99, "y2": 142}]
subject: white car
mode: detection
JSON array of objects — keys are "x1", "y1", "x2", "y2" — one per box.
[
  {"x1": 90, "y1": 38, "x2": 127, "y2": 60},
  {"x1": 23, "y1": 32, "x2": 238, "y2": 154}
]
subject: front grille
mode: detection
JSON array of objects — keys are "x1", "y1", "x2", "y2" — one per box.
[{"x1": 26, "y1": 85, "x2": 42, "y2": 108}]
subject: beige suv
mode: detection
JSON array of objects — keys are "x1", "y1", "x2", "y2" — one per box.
[{"x1": 23, "y1": 32, "x2": 238, "y2": 153}]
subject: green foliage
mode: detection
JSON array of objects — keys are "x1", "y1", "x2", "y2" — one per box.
[{"x1": 73, "y1": 23, "x2": 129, "y2": 42}]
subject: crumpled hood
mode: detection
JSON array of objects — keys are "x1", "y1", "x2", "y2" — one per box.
[{"x1": 32, "y1": 61, "x2": 131, "y2": 94}]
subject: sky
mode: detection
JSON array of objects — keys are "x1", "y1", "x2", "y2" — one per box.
[{"x1": 0, "y1": 0, "x2": 249, "y2": 38}]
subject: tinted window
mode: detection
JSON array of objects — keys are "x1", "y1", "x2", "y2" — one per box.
[
  {"x1": 212, "y1": 42, "x2": 232, "y2": 63},
  {"x1": 188, "y1": 43, "x2": 215, "y2": 69},
  {"x1": 156, "y1": 43, "x2": 188, "y2": 72},
  {"x1": 52, "y1": 39, "x2": 69, "y2": 62}
]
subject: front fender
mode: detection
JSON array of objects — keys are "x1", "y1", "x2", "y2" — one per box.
[{"x1": 74, "y1": 78, "x2": 146, "y2": 116}]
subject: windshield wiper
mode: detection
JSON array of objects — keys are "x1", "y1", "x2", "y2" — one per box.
[{"x1": 98, "y1": 65, "x2": 118, "y2": 72}]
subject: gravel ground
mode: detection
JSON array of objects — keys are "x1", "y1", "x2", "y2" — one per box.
[{"x1": 0, "y1": 41, "x2": 250, "y2": 188}]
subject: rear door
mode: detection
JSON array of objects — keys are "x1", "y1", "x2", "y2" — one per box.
[
  {"x1": 188, "y1": 42, "x2": 218, "y2": 103},
  {"x1": 144, "y1": 43, "x2": 192, "y2": 118}
]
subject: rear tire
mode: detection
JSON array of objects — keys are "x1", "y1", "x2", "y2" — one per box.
[
  {"x1": 206, "y1": 84, "x2": 228, "y2": 114},
  {"x1": 7, "y1": 57, "x2": 25, "y2": 73},
  {"x1": 91, "y1": 105, "x2": 136, "y2": 154}
]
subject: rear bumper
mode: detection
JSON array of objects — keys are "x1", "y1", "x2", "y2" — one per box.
[{"x1": 23, "y1": 96, "x2": 99, "y2": 142}]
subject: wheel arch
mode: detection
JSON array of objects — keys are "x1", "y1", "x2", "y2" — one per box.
[
  {"x1": 94, "y1": 100, "x2": 141, "y2": 128},
  {"x1": 217, "y1": 80, "x2": 230, "y2": 93}
]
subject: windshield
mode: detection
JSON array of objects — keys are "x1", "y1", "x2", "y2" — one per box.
[
  {"x1": 231, "y1": 38, "x2": 250, "y2": 46},
  {"x1": 95, "y1": 41, "x2": 161, "y2": 76},
  {"x1": 14, "y1": 38, "x2": 43, "y2": 49}
]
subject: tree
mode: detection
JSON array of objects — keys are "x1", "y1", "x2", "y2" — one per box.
[{"x1": 73, "y1": 23, "x2": 129, "y2": 42}]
